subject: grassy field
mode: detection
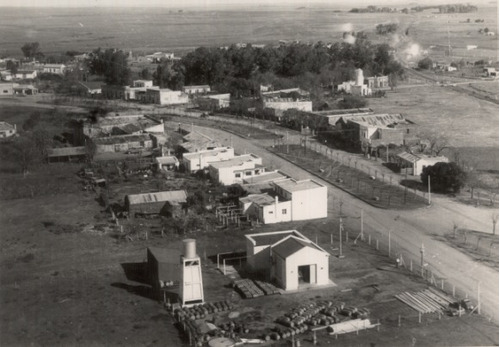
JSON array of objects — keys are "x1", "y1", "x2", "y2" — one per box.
[
  {"x1": 369, "y1": 84, "x2": 499, "y2": 148},
  {"x1": 0, "y1": 5, "x2": 497, "y2": 61},
  {"x1": 0, "y1": 161, "x2": 498, "y2": 346}
]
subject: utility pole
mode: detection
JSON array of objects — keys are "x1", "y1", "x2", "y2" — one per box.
[
  {"x1": 286, "y1": 130, "x2": 289, "y2": 154},
  {"x1": 477, "y1": 281, "x2": 481, "y2": 314},
  {"x1": 420, "y1": 243, "x2": 425, "y2": 277},
  {"x1": 360, "y1": 209, "x2": 364, "y2": 240},
  {"x1": 428, "y1": 175, "x2": 431, "y2": 205},
  {"x1": 339, "y1": 218, "x2": 344, "y2": 258},
  {"x1": 388, "y1": 228, "x2": 391, "y2": 257}
]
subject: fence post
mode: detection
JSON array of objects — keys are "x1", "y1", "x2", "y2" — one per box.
[
  {"x1": 410, "y1": 259, "x2": 413, "y2": 272},
  {"x1": 376, "y1": 239, "x2": 379, "y2": 250},
  {"x1": 368, "y1": 234, "x2": 371, "y2": 245},
  {"x1": 452, "y1": 285, "x2": 456, "y2": 298}
]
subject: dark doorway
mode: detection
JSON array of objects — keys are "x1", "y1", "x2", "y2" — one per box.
[{"x1": 298, "y1": 265, "x2": 310, "y2": 284}]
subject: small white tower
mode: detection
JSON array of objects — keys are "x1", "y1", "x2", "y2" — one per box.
[
  {"x1": 355, "y1": 68, "x2": 364, "y2": 86},
  {"x1": 180, "y1": 239, "x2": 204, "y2": 306}
]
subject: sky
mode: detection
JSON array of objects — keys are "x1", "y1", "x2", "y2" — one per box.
[{"x1": 0, "y1": 0, "x2": 494, "y2": 8}]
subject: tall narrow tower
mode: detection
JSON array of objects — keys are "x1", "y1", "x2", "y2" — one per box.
[{"x1": 180, "y1": 239, "x2": 204, "y2": 307}]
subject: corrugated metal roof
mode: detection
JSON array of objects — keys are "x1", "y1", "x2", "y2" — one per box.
[
  {"x1": 127, "y1": 190, "x2": 187, "y2": 205},
  {"x1": 396, "y1": 151, "x2": 421, "y2": 163},
  {"x1": 239, "y1": 193, "x2": 276, "y2": 206},
  {"x1": 0, "y1": 122, "x2": 15, "y2": 131}
]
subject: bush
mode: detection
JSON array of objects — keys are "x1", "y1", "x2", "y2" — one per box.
[
  {"x1": 417, "y1": 57, "x2": 433, "y2": 70},
  {"x1": 338, "y1": 95, "x2": 368, "y2": 109},
  {"x1": 421, "y1": 162, "x2": 467, "y2": 193}
]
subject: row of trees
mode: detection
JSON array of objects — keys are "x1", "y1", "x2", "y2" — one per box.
[
  {"x1": 151, "y1": 40, "x2": 404, "y2": 99},
  {"x1": 376, "y1": 23, "x2": 399, "y2": 35}
]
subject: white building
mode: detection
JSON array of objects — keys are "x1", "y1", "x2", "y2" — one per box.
[
  {"x1": 273, "y1": 178, "x2": 327, "y2": 221},
  {"x1": 0, "y1": 122, "x2": 17, "y2": 138},
  {"x1": 245, "y1": 230, "x2": 330, "y2": 291},
  {"x1": 240, "y1": 178, "x2": 328, "y2": 224},
  {"x1": 133, "y1": 80, "x2": 153, "y2": 88},
  {"x1": 337, "y1": 68, "x2": 371, "y2": 96},
  {"x1": 183, "y1": 85, "x2": 211, "y2": 95},
  {"x1": 197, "y1": 93, "x2": 231, "y2": 110},
  {"x1": 182, "y1": 147, "x2": 234, "y2": 172},
  {"x1": 14, "y1": 70, "x2": 37, "y2": 80},
  {"x1": 42, "y1": 64, "x2": 66, "y2": 75},
  {"x1": 145, "y1": 88, "x2": 189, "y2": 105},
  {"x1": 208, "y1": 154, "x2": 263, "y2": 185},
  {"x1": 156, "y1": 156, "x2": 180, "y2": 171},
  {"x1": 396, "y1": 152, "x2": 450, "y2": 176}
]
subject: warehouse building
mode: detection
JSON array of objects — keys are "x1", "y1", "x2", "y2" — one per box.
[{"x1": 125, "y1": 190, "x2": 187, "y2": 218}]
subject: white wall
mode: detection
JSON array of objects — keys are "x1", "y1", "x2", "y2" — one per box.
[
  {"x1": 281, "y1": 247, "x2": 329, "y2": 291},
  {"x1": 261, "y1": 201, "x2": 292, "y2": 224},
  {"x1": 184, "y1": 148, "x2": 235, "y2": 172},
  {"x1": 290, "y1": 186, "x2": 327, "y2": 221}
]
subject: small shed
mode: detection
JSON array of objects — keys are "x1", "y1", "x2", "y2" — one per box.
[
  {"x1": 271, "y1": 236, "x2": 330, "y2": 291},
  {"x1": 125, "y1": 190, "x2": 187, "y2": 218},
  {"x1": 156, "y1": 156, "x2": 179, "y2": 171},
  {"x1": 147, "y1": 247, "x2": 181, "y2": 298},
  {"x1": 396, "y1": 152, "x2": 449, "y2": 176},
  {"x1": 47, "y1": 146, "x2": 87, "y2": 162}
]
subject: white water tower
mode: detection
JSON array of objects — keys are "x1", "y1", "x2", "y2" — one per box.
[
  {"x1": 355, "y1": 68, "x2": 364, "y2": 86},
  {"x1": 180, "y1": 239, "x2": 204, "y2": 307}
]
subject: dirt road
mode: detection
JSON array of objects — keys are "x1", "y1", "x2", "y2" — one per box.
[{"x1": 181, "y1": 122, "x2": 499, "y2": 322}]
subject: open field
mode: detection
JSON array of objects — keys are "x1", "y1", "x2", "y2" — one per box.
[
  {"x1": 0, "y1": 5, "x2": 497, "y2": 61},
  {"x1": 369, "y1": 84, "x2": 499, "y2": 148},
  {"x1": 0, "y1": 160, "x2": 498, "y2": 346}
]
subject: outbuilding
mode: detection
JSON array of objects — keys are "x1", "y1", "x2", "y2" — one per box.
[
  {"x1": 147, "y1": 247, "x2": 181, "y2": 299},
  {"x1": 245, "y1": 230, "x2": 330, "y2": 291},
  {"x1": 396, "y1": 152, "x2": 449, "y2": 176},
  {"x1": 125, "y1": 190, "x2": 187, "y2": 218}
]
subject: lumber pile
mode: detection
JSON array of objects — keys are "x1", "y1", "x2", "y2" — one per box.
[
  {"x1": 395, "y1": 288, "x2": 455, "y2": 314},
  {"x1": 254, "y1": 280, "x2": 280, "y2": 295},
  {"x1": 233, "y1": 279, "x2": 265, "y2": 298}
]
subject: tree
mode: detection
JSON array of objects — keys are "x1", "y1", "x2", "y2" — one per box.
[
  {"x1": 139, "y1": 68, "x2": 151, "y2": 80},
  {"x1": 338, "y1": 95, "x2": 367, "y2": 109},
  {"x1": 419, "y1": 131, "x2": 448, "y2": 156},
  {"x1": 492, "y1": 214, "x2": 498, "y2": 235},
  {"x1": 421, "y1": 162, "x2": 467, "y2": 193},
  {"x1": 6, "y1": 60, "x2": 17, "y2": 74},
  {"x1": 418, "y1": 57, "x2": 433, "y2": 70},
  {"x1": 87, "y1": 48, "x2": 130, "y2": 86},
  {"x1": 10, "y1": 136, "x2": 42, "y2": 176},
  {"x1": 21, "y1": 42, "x2": 42, "y2": 60}
]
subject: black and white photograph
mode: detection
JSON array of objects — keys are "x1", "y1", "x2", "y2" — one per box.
[{"x1": 0, "y1": 0, "x2": 498, "y2": 345}]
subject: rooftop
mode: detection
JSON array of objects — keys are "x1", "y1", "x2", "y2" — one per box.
[
  {"x1": 183, "y1": 85, "x2": 210, "y2": 89},
  {"x1": 242, "y1": 170, "x2": 288, "y2": 184},
  {"x1": 239, "y1": 193, "x2": 276, "y2": 206},
  {"x1": 272, "y1": 236, "x2": 326, "y2": 259},
  {"x1": 274, "y1": 178, "x2": 325, "y2": 192},
  {"x1": 0, "y1": 122, "x2": 15, "y2": 131},
  {"x1": 126, "y1": 190, "x2": 187, "y2": 205},
  {"x1": 209, "y1": 154, "x2": 260, "y2": 169},
  {"x1": 148, "y1": 246, "x2": 181, "y2": 265},
  {"x1": 344, "y1": 114, "x2": 407, "y2": 128},
  {"x1": 397, "y1": 152, "x2": 449, "y2": 163},
  {"x1": 92, "y1": 134, "x2": 151, "y2": 145},
  {"x1": 47, "y1": 146, "x2": 86, "y2": 157},
  {"x1": 182, "y1": 147, "x2": 233, "y2": 160},
  {"x1": 156, "y1": 156, "x2": 179, "y2": 165},
  {"x1": 246, "y1": 230, "x2": 306, "y2": 247}
]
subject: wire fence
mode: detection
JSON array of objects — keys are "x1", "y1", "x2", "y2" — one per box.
[{"x1": 340, "y1": 224, "x2": 499, "y2": 322}]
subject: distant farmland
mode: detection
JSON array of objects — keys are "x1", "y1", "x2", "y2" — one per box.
[{"x1": 0, "y1": 5, "x2": 497, "y2": 59}]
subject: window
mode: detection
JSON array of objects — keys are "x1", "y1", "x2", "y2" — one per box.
[
  {"x1": 282, "y1": 209, "x2": 287, "y2": 214},
  {"x1": 245, "y1": 171, "x2": 252, "y2": 176},
  {"x1": 3, "y1": 90, "x2": 8, "y2": 93},
  {"x1": 254, "y1": 169, "x2": 259, "y2": 174},
  {"x1": 269, "y1": 211, "x2": 273, "y2": 214},
  {"x1": 235, "y1": 173, "x2": 241, "y2": 178}
]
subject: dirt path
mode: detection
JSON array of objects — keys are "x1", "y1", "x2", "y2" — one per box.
[{"x1": 181, "y1": 122, "x2": 499, "y2": 323}]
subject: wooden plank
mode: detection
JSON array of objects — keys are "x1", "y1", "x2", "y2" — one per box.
[
  {"x1": 428, "y1": 287, "x2": 455, "y2": 304},
  {"x1": 408, "y1": 292, "x2": 433, "y2": 313},
  {"x1": 400, "y1": 293, "x2": 427, "y2": 313},
  {"x1": 395, "y1": 294, "x2": 423, "y2": 313},
  {"x1": 414, "y1": 292, "x2": 441, "y2": 312},
  {"x1": 422, "y1": 290, "x2": 449, "y2": 307},
  {"x1": 402, "y1": 292, "x2": 430, "y2": 313}
]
